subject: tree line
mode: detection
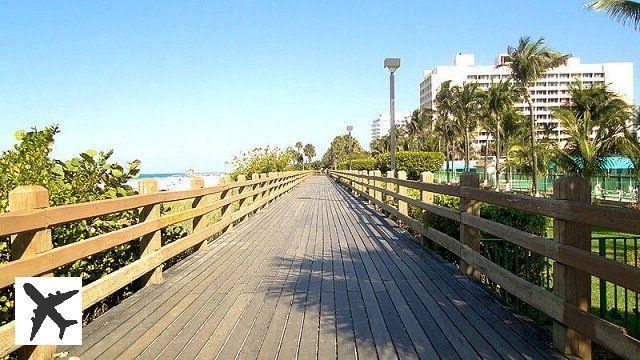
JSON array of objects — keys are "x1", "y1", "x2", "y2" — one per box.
[{"x1": 370, "y1": 36, "x2": 640, "y2": 199}]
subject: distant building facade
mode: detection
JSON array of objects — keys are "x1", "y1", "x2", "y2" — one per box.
[
  {"x1": 419, "y1": 53, "x2": 634, "y2": 145},
  {"x1": 371, "y1": 110, "x2": 412, "y2": 143}
]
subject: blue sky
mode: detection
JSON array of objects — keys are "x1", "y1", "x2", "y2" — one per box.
[{"x1": 1, "y1": 1, "x2": 638, "y2": 173}]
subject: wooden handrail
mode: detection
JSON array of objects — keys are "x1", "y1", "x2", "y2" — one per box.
[
  {"x1": 0, "y1": 171, "x2": 302, "y2": 237},
  {"x1": 0, "y1": 170, "x2": 312, "y2": 358},
  {"x1": 330, "y1": 170, "x2": 640, "y2": 360}
]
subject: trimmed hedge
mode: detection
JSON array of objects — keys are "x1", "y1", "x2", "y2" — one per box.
[
  {"x1": 378, "y1": 151, "x2": 445, "y2": 179},
  {"x1": 338, "y1": 157, "x2": 377, "y2": 171}
]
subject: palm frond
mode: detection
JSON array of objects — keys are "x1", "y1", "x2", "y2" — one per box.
[{"x1": 587, "y1": 0, "x2": 640, "y2": 31}]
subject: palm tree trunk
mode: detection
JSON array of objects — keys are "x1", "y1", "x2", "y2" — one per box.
[
  {"x1": 495, "y1": 117, "x2": 501, "y2": 191},
  {"x1": 464, "y1": 129, "x2": 470, "y2": 171},
  {"x1": 527, "y1": 96, "x2": 539, "y2": 195},
  {"x1": 445, "y1": 132, "x2": 451, "y2": 183},
  {"x1": 636, "y1": 172, "x2": 640, "y2": 206},
  {"x1": 483, "y1": 131, "x2": 489, "y2": 187}
]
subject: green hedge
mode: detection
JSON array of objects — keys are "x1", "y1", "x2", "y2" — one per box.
[
  {"x1": 338, "y1": 157, "x2": 377, "y2": 171},
  {"x1": 419, "y1": 194, "x2": 550, "y2": 313},
  {"x1": 378, "y1": 151, "x2": 445, "y2": 179}
]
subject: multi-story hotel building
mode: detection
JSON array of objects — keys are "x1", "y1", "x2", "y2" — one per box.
[
  {"x1": 371, "y1": 110, "x2": 412, "y2": 143},
  {"x1": 419, "y1": 53, "x2": 633, "y2": 145}
]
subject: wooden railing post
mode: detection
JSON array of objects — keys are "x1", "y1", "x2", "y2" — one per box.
[
  {"x1": 420, "y1": 171, "x2": 434, "y2": 204},
  {"x1": 9, "y1": 186, "x2": 55, "y2": 360},
  {"x1": 420, "y1": 171, "x2": 434, "y2": 246},
  {"x1": 386, "y1": 170, "x2": 395, "y2": 204},
  {"x1": 259, "y1": 173, "x2": 268, "y2": 209},
  {"x1": 373, "y1": 170, "x2": 383, "y2": 202},
  {"x1": 267, "y1": 172, "x2": 276, "y2": 204},
  {"x1": 397, "y1": 170, "x2": 408, "y2": 218},
  {"x1": 237, "y1": 174, "x2": 249, "y2": 221},
  {"x1": 190, "y1": 176, "x2": 207, "y2": 251},
  {"x1": 220, "y1": 175, "x2": 234, "y2": 233},
  {"x1": 251, "y1": 173, "x2": 261, "y2": 214},
  {"x1": 368, "y1": 170, "x2": 375, "y2": 198},
  {"x1": 459, "y1": 172, "x2": 481, "y2": 279},
  {"x1": 553, "y1": 176, "x2": 592, "y2": 359},
  {"x1": 138, "y1": 178, "x2": 163, "y2": 286}
]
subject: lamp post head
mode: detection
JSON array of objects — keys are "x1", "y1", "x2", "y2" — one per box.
[
  {"x1": 384, "y1": 58, "x2": 401, "y2": 74},
  {"x1": 346, "y1": 125, "x2": 353, "y2": 133}
]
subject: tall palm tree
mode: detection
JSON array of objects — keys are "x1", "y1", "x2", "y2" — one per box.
[
  {"x1": 303, "y1": 143, "x2": 316, "y2": 164},
  {"x1": 587, "y1": 0, "x2": 640, "y2": 31},
  {"x1": 451, "y1": 82, "x2": 483, "y2": 171},
  {"x1": 295, "y1": 141, "x2": 304, "y2": 169},
  {"x1": 485, "y1": 80, "x2": 520, "y2": 187},
  {"x1": 501, "y1": 111, "x2": 529, "y2": 188},
  {"x1": 407, "y1": 107, "x2": 435, "y2": 151},
  {"x1": 554, "y1": 82, "x2": 631, "y2": 177},
  {"x1": 434, "y1": 80, "x2": 457, "y2": 182},
  {"x1": 500, "y1": 36, "x2": 569, "y2": 195}
]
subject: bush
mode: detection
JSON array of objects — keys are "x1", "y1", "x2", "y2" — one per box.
[
  {"x1": 309, "y1": 160, "x2": 324, "y2": 170},
  {"x1": 0, "y1": 125, "x2": 167, "y2": 327},
  {"x1": 338, "y1": 157, "x2": 377, "y2": 171},
  {"x1": 421, "y1": 194, "x2": 550, "y2": 296},
  {"x1": 227, "y1": 146, "x2": 298, "y2": 179},
  {"x1": 378, "y1": 151, "x2": 445, "y2": 179}
]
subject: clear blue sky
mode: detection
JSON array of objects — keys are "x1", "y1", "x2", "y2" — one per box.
[{"x1": 1, "y1": 1, "x2": 638, "y2": 173}]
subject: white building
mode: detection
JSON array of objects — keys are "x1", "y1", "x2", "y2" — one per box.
[
  {"x1": 419, "y1": 53, "x2": 633, "y2": 145},
  {"x1": 371, "y1": 110, "x2": 412, "y2": 143}
]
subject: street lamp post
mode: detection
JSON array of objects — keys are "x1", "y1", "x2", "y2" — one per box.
[
  {"x1": 346, "y1": 125, "x2": 353, "y2": 170},
  {"x1": 384, "y1": 58, "x2": 400, "y2": 172}
]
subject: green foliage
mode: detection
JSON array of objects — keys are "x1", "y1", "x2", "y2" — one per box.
[
  {"x1": 338, "y1": 157, "x2": 377, "y2": 171},
  {"x1": 423, "y1": 194, "x2": 549, "y2": 292},
  {"x1": 554, "y1": 81, "x2": 632, "y2": 177},
  {"x1": 0, "y1": 125, "x2": 152, "y2": 326},
  {"x1": 309, "y1": 160, "x2": 324, "y2": 171},
  {"x1": 227, "y1": 146, "x2": 298, "y2": 179},
  {"x1": 378, "y1": 151, "x2": 445, "y2": 179},
  {"x1": 322, "y1": 135, "x2": 363, "y2": 168}
]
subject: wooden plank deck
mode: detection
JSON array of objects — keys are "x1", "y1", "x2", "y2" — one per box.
[{"x1": 65, "y1": 175, "x2": 564, "y2": 359}]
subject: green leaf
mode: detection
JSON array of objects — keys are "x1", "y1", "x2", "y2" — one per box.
[{"x1": 14, "y1": 130, "x2": 26, "y2": 141}]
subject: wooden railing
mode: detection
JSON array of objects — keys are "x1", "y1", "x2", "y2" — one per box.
[
  {"x1": 0, "y1": 170, "x2": 312, "y2": 358},
  {"x1": 330, "y1": 169, "x2": 640, "y2": 360}
]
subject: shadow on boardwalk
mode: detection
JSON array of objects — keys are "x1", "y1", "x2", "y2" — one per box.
[
  {"x1": 260, "y1": 177, "x2": 562, "y2": 359},
  {"x1": 65, "y1": 175, "x2": 563, "y2": 360}
]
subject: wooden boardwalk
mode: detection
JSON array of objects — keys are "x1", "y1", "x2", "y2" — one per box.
[{"x1": 66, "y1": 175, "x2": 563, "y2": 359}]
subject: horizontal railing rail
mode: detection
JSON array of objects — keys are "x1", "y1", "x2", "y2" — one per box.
[
  {"x1": 0, "y1": 170, "x2": 312, "y2": 358},
  {"x1": 330, "y1": 169, "x2": 640, "y2": 360}
]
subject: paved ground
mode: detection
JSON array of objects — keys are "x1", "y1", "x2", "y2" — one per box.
[{"x1": 66, "y1": 175, "x2": 563, "y2": 359}]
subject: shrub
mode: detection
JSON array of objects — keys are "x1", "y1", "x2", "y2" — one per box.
[
  {"x1": 0, "y1": 125, "x2": 165, "y2": 326},
  {"x1": 338, "y1": 157, "x2": 377, "y2": 171},
  {"x1": 309, "y1": 160, "x2": 324, "y2": 170},
  {"x1": 378, "y1": 151, "x2": 445, "y2": 179},
  {"x1": 421, "y1": 194, "x2": 550, "y2": 293},
  {"x1": 227, "y1": 146, "x2": 298, "y2": 179}
]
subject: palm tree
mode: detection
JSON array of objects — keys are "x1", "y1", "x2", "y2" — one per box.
[
  {"x1": 303, "y1": 143, "x2": 316, "y2": 164},
  {"x1": 501, "y1": 111, "x2": 529, "y2": 188},
  {"x1": 554, "y1": 82, "x2": 631, "y2": 177},
  {"x1": 485, "y1": 80, "x2": 520, "y2": 187},
  {"x1": 295, "y1": 141, "x2": 304, "y2": 169},
  {"x1": 434, "y1": 80, "x2": 457, "y2": 182},
  {"x1": 500, "y1": 36, "x2": 569, "y2": 195},
  {"x1": 407, "y1": 107, "x2": 435, "y2": 151},
  {"x1": 451, "y1": 82, "x2": 484, "y2": 171},
  {"x1": 587, "y1": 0, "x2": 640, "y2": 31}
]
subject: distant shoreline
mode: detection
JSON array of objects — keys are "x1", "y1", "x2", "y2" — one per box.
[{"x1": 128, "y1": 172, "x2": 225, "y2": 191}]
